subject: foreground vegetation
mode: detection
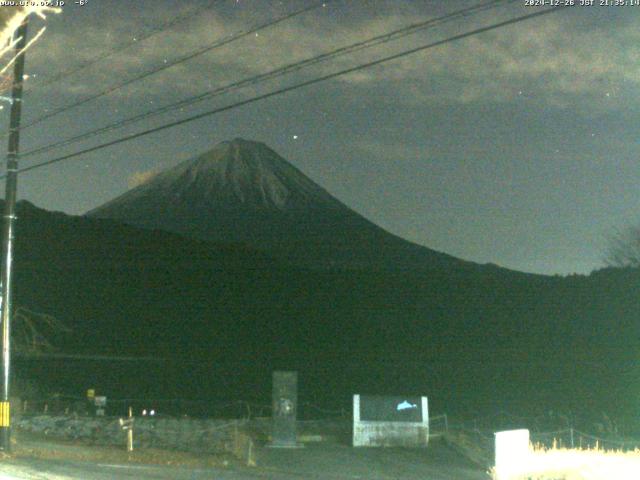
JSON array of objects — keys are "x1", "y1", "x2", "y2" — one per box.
[{"x1": 492, "y1": 444, "x2": 640, "y2": 480}]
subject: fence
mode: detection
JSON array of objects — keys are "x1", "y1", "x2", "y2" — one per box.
[
  {"x1": 16, "y1": 395, "x2": 351, "y2": 420},
  {"x1": 17, "y1": 396, "x2": 267, "y2": 419},
  {"x1": 441, "y1": 410, "x2": 640, "y2": 472},
  {"x1": 446, "y1": 409, "x2": 640, "y2": 450}
]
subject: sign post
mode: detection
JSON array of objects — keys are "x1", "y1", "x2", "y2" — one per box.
[{"x1": 269, "y1": 371, "x2": 301, "y2": 448}]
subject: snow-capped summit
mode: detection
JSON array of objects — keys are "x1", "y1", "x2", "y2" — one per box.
[
  {"x1": 133, "y1": 138, "x2": 345, "y2": 212},
  {"x1": 87, "y1": 139, "x2": 466, "y2": 270}
]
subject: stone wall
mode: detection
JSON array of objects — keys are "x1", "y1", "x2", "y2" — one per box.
[{"x1": 15, "y1": 414, "x2": 249, "y2": 456}]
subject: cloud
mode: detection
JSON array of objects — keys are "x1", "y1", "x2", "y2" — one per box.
[
  {"x1": 315, "y1": 9, "x2": 635, "y2": 109},
  {"x1": 128, "y1": 168, "x2": 159, "y2": 188},
  {"x1": 24, "y1": 3, "x2": 639, "y2": 113},
  {"x1": 26, "y1": 4, "x2": 432, "y2": 100}
]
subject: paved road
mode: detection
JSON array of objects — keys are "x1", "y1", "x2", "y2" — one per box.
[
  {"x1": 0, "y1": 458, "x2": 260, "y2": 479},
  {"x1": 0, "y1": 440, "x2": 490, "y2": 479},
  {"x1": 253, "y1": 441, "x2": 490, "y2": 480}
]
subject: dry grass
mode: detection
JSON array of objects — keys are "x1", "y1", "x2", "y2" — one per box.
[{"x1": 491, "y1": 443, "x2": 640, "y2": 480}]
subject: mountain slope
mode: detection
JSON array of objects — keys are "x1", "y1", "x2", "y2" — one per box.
[
  {"x1": 87, "y1": 138, "x2": 471, "y2": 271},
  {"x1": 5, "y1": 200, "x2": 639, "y2": 430}
]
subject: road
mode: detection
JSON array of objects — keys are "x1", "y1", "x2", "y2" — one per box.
[{"x1": 0, "y1": 439, "x2": 490, "y2": 479}]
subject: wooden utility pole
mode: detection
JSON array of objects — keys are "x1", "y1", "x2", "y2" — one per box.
[{"x1": 0, "y1": 18, "x2": 29, "y2": 452}]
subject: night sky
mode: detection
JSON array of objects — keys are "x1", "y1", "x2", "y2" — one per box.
[{"x1": 1, "y1": 0, "x2": 637, "y2": 275}]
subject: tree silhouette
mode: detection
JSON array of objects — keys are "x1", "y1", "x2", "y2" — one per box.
[
  {"x1": 12, "y1": 306, "x2": 71, "y2": 356},
  {"x1": 604, "y1": 226, "x2": 640, "y2": 268}
]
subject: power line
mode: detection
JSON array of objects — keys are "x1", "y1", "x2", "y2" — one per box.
[
  {"x1": 25, "y1": 0, "x2": 221, "y2": 94},
  {"x1": 21, "y1": 0, "x2": 513, "y2": 159},
  {"x1": 8, "y1": 5, "x2": 569, "y2": 179},
  {"x1": 18, "y1": 1, "x2": 330, "y2": 132}
]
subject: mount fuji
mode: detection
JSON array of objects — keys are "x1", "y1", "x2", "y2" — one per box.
[{"x1": 87, "y1": 138, "x2": 473, "y2": 271}]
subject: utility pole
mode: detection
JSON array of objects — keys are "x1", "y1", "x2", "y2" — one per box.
[{"x1": 0, "y1": 18, "x2": 29, "y2": 452}]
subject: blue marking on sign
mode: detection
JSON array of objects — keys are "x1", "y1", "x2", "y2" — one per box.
[{"x1": 397, "y1": 400, "x2": 418, "y2": 411}]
